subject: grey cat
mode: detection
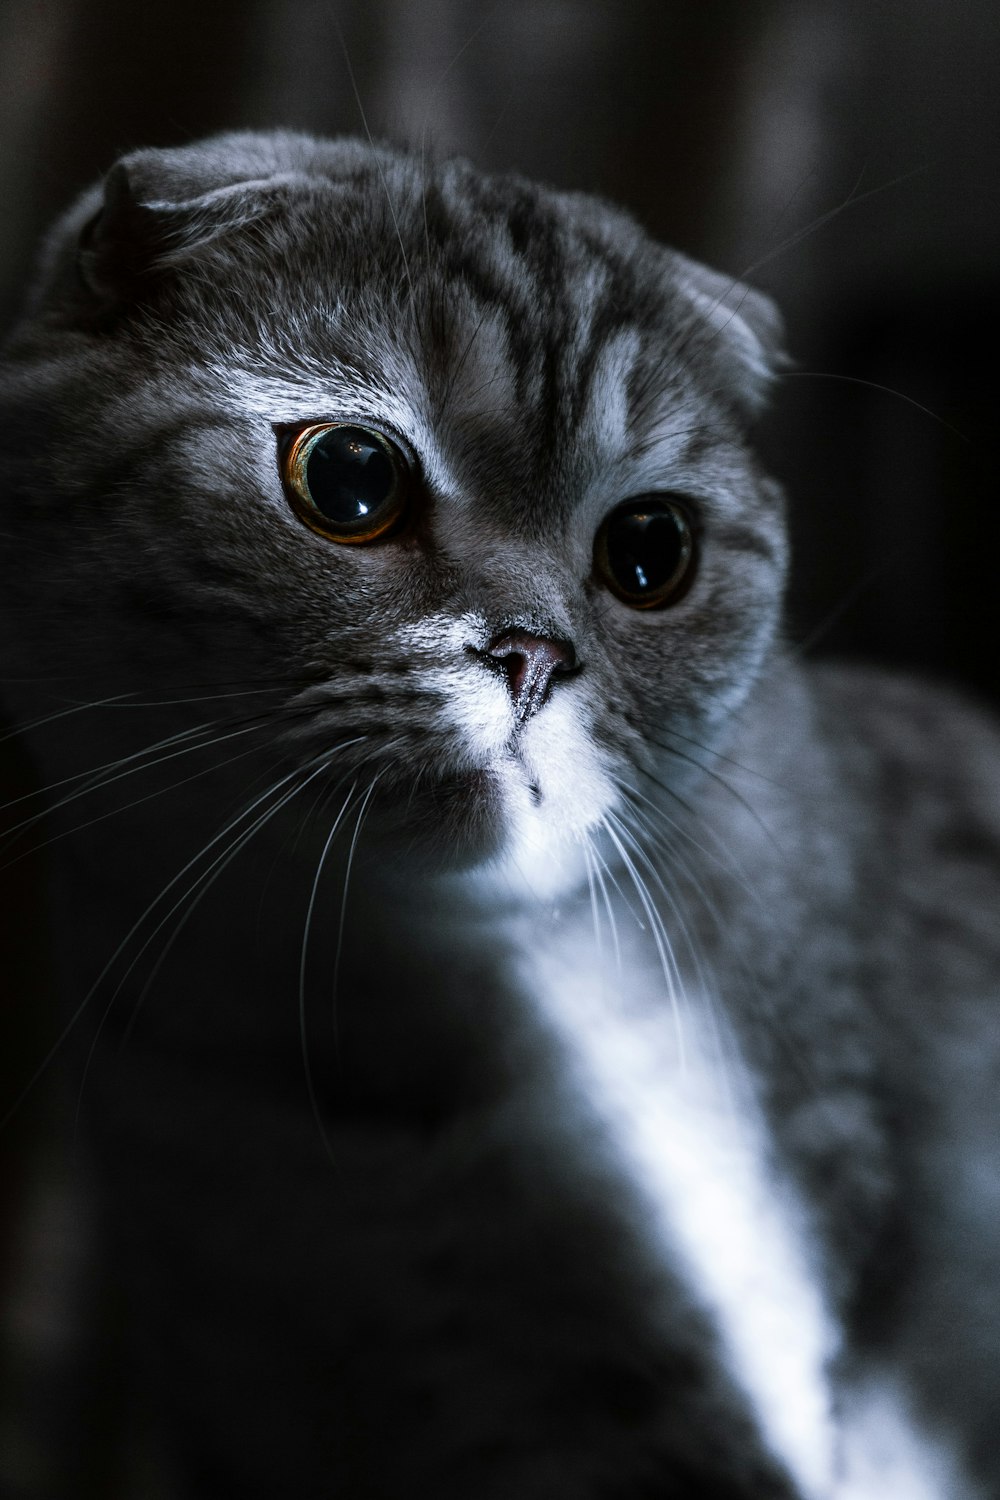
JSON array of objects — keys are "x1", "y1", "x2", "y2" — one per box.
[{"x1": 1, "y1": 130, "x2": 998, "y2": 1499}]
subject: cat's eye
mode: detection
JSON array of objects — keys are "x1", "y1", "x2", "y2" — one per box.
[
  {"x1": 594, "y1": 498, "x2": 695, "y2": 609},
  {"x1": 593, "y1": 495, "x2": 695, "y2": 606},
  {"x1": 280, "y1": 423, "x2": 409, "y2": 543}
]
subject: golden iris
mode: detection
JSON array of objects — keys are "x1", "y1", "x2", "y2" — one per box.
[{"x1": 281, "y1": 423, "x2": 409, "y2": 543}]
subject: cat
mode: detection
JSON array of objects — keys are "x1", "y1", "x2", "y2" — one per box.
[{"x1": 1, "y1": 129, "x2": 998, "y2": 1499}]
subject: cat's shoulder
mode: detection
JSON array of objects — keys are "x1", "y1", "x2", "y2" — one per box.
[
  {"x1": 806, "y1": 658, "x2": 1000, "y2": 834},
  {"x1": 808, "y1": 658, "x2": 1000, "y2": 752}
]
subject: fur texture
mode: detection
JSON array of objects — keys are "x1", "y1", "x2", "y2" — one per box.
[{"x1": 1, "y1": 131, "x2": 998, "y2": 1498}]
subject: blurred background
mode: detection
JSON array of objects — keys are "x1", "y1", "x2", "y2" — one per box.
[{"x1": 0, "y1": 1, "x2": 997, "y2": 1493}]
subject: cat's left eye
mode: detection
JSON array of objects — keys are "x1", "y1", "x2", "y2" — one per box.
[
  {"x1": 280, "y1": 422, "x2": 409, "y2": 543},
  {"x1": 594, "y1": 497, "x2": 696, "y2": 609}
]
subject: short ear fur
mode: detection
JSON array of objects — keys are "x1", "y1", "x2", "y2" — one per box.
[
  {"x1": 77, "y1": 161, "x2": 163, "y2": 299},
  {"x1": 75, "y1": 139, "x2": 314, "y2": 303},
  {"x1": 673, "y1": 253, "x2": 787, "y2": 419}
]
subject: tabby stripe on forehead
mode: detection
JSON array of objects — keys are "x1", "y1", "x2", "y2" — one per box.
[
  {"x1": 566, "y1": 304, "x2": 638, "y2": 435},
  {"x1": 434, "y1": 249, "x2": 535, "y2": 408},
  {"x1": 499, "y1": 194, "x2": 589, "y2": 421},
  {"x1": 430, "y1": 185, "x2": 644, "y2": 444},
  {"x1": 522, "y1": 232, "x2": 643, "y2": 445}
]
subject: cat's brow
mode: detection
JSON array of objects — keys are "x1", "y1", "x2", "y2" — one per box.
[
  {"x1": 578, "y1": 328, "x2": 643, "y2": 460},
  {"x1": 203, "y1": 363, "x2": 426, "y2": 436}
]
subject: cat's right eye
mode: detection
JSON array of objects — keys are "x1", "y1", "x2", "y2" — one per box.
[
  {"x1": 594, "y1": 497, "x2": 696, "y2": 609},
  {"x1": 280, "y1": 422, "x2": 410, "y2": 543}
]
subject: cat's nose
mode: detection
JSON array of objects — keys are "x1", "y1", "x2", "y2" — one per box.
[{"x1": 483, "y1": 629, "x2": 577, "y2": 722}]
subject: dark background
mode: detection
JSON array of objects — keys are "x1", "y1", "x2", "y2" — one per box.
[{"x1": 0, "y1": 2, "x2": 997, "y2": 1492}]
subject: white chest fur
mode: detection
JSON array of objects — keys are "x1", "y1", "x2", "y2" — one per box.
[{"x1": 520, "y1": 916, "x2": 967, "y2": 1499}]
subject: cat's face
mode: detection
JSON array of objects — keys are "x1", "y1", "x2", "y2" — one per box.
[{"x1": 0, "y1": 132, "x2": 787, "y2": 882}]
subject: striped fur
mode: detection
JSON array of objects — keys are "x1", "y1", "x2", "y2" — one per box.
[{"x1": 0, "y1": 133, "x2": 997, "y2": 1498}]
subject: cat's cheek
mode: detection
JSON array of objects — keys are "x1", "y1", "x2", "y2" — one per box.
[
  {"x1": 390, "y1": 613, "x2": 515, "y2": 764},
  {"x1": 431, "y1": 663, "x2": 513, "y2": 764}
]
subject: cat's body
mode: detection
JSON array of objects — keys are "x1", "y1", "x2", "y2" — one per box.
[{"x1": 1, "y1": 132, "x2": 998, "y2": 1499}]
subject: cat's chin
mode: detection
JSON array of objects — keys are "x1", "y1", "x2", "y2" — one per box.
[
  {"x1": 364, "y1": 765, "x2": 518, "y2": 872},
  {"x1": 397, "y1": 767, "x2": 513, "y2": 871},
  {"x1": 365, "y1": 761, "x2": 597, "y2": 897}
]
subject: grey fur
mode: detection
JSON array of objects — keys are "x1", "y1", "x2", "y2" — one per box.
[{"x1": 1, "y1": 131, "x2": 998, "y2": 1498}]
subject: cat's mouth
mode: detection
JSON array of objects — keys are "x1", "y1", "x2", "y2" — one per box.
[
  {"x1": 366, "y1": 751, "x2": 553, "y2": 873},
  {"x1": 365, "y1": 762, "x2": 507, "y2": 869},
  {"x1": 479, "y1": 754, "x2": 543, "y2": 808},
  {"x1": 339, "y1": 679, "x2": 613, "y2": 879},
  {"x1": 447, "y1": 752, "x2": 542, "y2": 817}
]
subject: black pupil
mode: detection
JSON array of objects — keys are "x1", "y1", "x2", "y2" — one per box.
[
  {"x1": 605, "y1": 502, "x2": 686, "y2": 596},
  {"x1": 304, "y1": 427, "x2": 396, "y2": 525}
]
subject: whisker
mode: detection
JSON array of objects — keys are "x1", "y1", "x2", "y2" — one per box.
[
  {"x1": 0, "y1": 720, "x2": 218, "y2": 820},
  {"x1": 789, "y1": 566, "x2": 887, "y2": 661},
  {"x1": 331, "y1": 773, "x2": 382, "y2": 1019},
  {"x1": 609, "y1": 799, "x2": 743, "y2": 1108},
  {"x1": 583, "y1": 841, "x2": 603, "y2": 968},
  {"x1": 0, "y1": 694, "x2": 351, "y2": 865},
  {"x1": 94, "y1": 684, "x2": 295, "y2": 709},
  {"x1": 738, "y1": 160, "x2": 933, "y2": 285},
  {"x1": 670, "y1": 164, "x2": 931, "y2": 388},
  {"x1": 650, "y1": 723, "x2": 786, "y2": 792},
  {"x1": 437, "y1": 304, "x2": 496, "y2": 424},
  {"x1": 587, "y1": 833, "x2": 623, "y2": 974},
  {"x1": 621, "y1": 774, "x2": 766, "y2": 912},
  {"x1": 1, "y1": 756, "x2": 329, "y2": 1133},
  {"x1": 600, "y1": 812, "x2": 685, "y2": 1068},
  {"x1": 0, "y1": 722, "x2": 288, "y2": 872},
  {"x1": 0, "y1": 692, "x2": 131, "y2": 749},
  {"x1": 606, "y1": 807, "x2": 708, "y2": 995},
  {"x1": 332, "y1": 16, "x2": 417, "y2": 312},
  {"x1": 0, "y1": 719, "x2": 234, "y2": 834},
  {"x1": 617, "y1": 783, "x2": 824, "y2": 1101},
  {"x1": 642, "y1": 734, "x2": 783, "y2": 855},
  {"x1": 299, "y1": 774, "x2": 362, "y2": 1174},
  {"x1": 126, "y1": 749, "x2": 369, "y2": 1035},
  {"x1": 781, "y1": 368, "x2": 968, "y2": 441},
  {"x1": 0, "y1": 687, "x2": 314, "y2": 821},
  {"x1": 77, "y1": 755, "x2": 338, "y2": 1124}
]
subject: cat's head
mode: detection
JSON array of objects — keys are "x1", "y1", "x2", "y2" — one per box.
[{"x1": 0, "y1": 131, "x2": 786, "y2": 886}]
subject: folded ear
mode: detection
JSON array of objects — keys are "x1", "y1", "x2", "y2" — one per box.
[
  {"x1": 76, "y1": 159, "x2": 165, "y2": 299},
  {"x1": 76, "y1": 145, "x2": 310, "y2": 303},
  {"x1": 673, "y1": 253, "x2": 787, "y2": 419}
]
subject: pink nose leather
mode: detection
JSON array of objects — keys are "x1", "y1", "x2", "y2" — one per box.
[{"x1": 485, "y1": 629, "x2": 576, "y2": 721}]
